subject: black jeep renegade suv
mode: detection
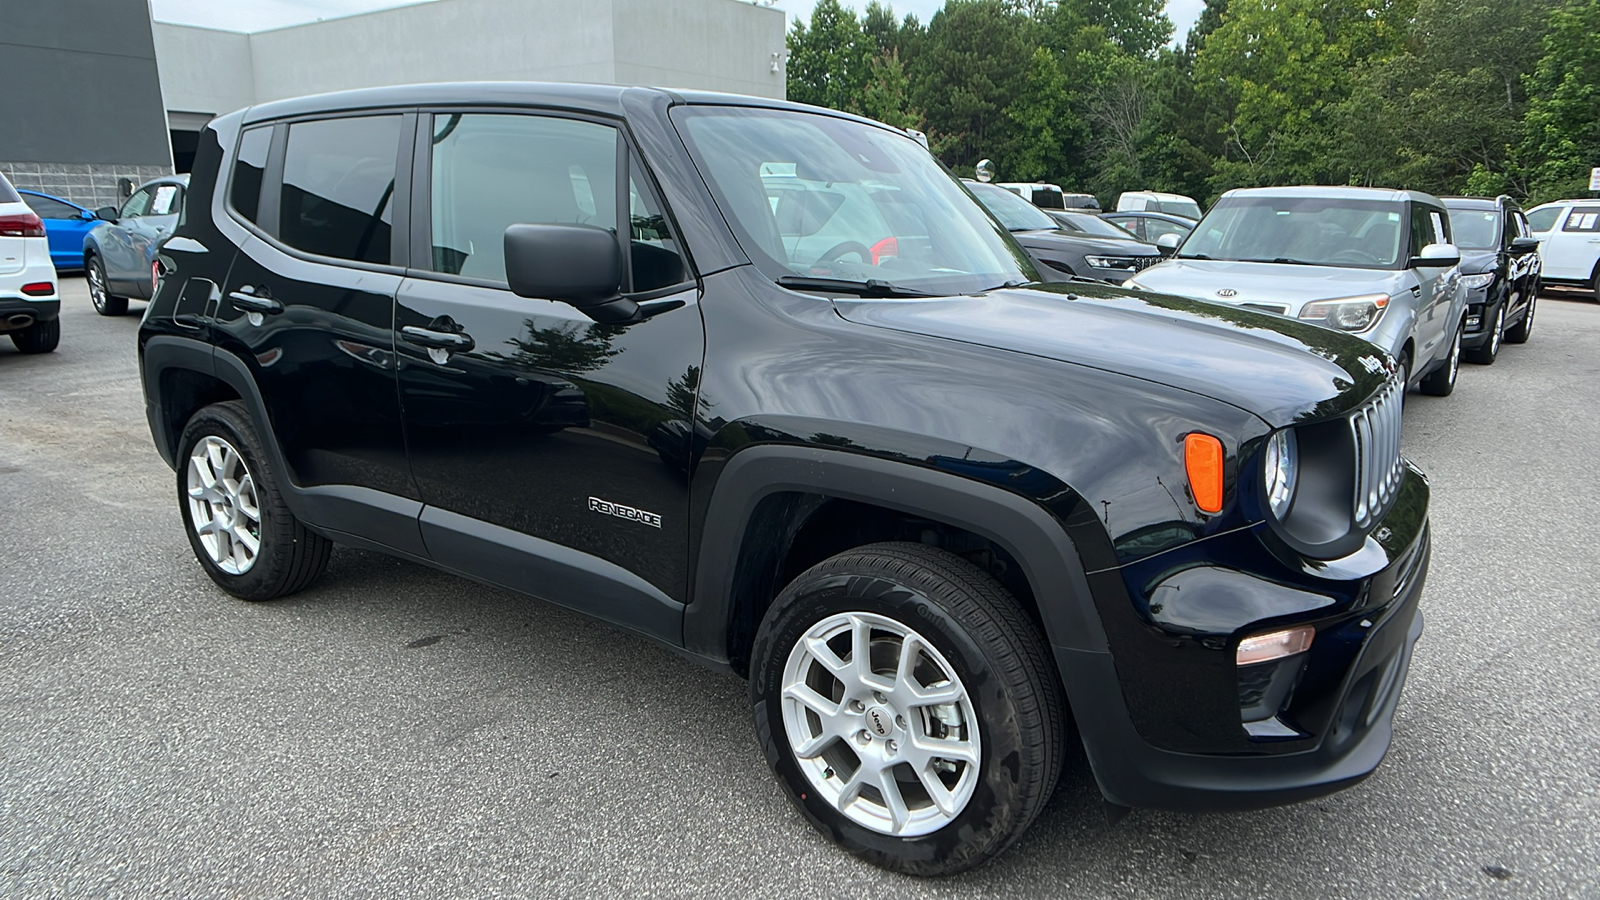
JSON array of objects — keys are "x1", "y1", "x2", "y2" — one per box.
[{"x1": 140, "y1": 83, "x2": 1429, "y2": 875}]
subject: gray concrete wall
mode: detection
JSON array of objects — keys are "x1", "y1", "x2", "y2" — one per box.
[
  {"x1": 152, "y1": 0, "x2": 785, "y2": 113},
  {"x1": 0, "y1": 0, "x2": 172, "y2": 168},
  {"x1": 0, "y1": 162, "x2": 171, "y2": 211},
  {"x1": 152, "y1": 24, "x2": 255, "y2": 120},
  {"x1": 613, "y1": 0, "x2": 786, "y2": 98}
]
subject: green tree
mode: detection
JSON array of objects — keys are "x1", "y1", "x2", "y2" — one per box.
[
  {"x1": 787, "y1": 0, "x2": 871, "y2": 111},
  {"x1": 1081, "y1": 0, "x2": 1174, "y2": 57},
  {"x1": 1003, "y1": 46, "x2": 1083, "y2": 181},
  {"x1": 912, "y1": 0, "x2": 1033, "y2": 167},
  {"x1": 858, "y1": 50, "x2": 926, "y2": 130},
  {"x1": 1521, "y1": 0, "x2": 1600, "y2": 201}
]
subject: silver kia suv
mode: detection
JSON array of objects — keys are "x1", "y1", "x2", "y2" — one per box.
[{"x1": 1128, "y1": 186, "x2": 1466, "y2": 396}]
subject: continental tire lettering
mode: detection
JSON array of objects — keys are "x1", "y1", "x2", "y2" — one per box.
[{"x1": 588, "y1": 496, "x2": 663, "y2": 528}]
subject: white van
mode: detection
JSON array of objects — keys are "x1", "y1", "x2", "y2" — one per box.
[
  {"x1": 1115, "y1": 191, "x2": 1202, "y2": 221},
  {"x1": 997, "y1": 182, "x2": 1099, "y2": 211}
]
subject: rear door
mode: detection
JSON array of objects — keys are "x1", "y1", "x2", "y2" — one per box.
[
  {"x1": 396, "y1": 109, "x2": 703, "y2": 635},
  {"x1": 212, "y1": 112, "x2": 420, "y2": 551}
]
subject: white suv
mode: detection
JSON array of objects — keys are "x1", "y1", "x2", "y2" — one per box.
[
  {"x1": 0, "y1": 169, "x2": 60, "y2": 353},
  {"x1": 1526, "y1": 199, "x2": 1600, "y2": 301}
]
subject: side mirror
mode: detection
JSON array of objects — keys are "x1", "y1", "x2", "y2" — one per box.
[
  {"x1": 504, "y1": 223, "x2": 635, "y2": 323},
  {"x1": 1409, "y1": 242, "x2": 1459, "y2": 268},
  {"x1": 1156, "y1": 232, "x2": 1182, "y2": 252},
  {"x1": 95, "y1": 206, "x2": 119, "y2": 224},
  {"x1": 1509, "y1": 236, "x2": 1540, "y2": 255}
]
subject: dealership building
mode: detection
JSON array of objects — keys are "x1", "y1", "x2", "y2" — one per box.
[{"x1": 1, "y1": 0, "x2": 786, "y2": 209}]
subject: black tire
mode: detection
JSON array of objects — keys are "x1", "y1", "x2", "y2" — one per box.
[
  {"x1": 750, "y1": 542, "x2": 1064, "y2": 876},
  {"x1": 1418, "y1": 324, "x2": 1461, "y2": 397},
  {"x1": 1464, "y1": 301, "x2": 1503, "y2": 365},
  {"x1": 1504, "y1": 291, "x2": 1535, "y2": 344},
  {"x1": 176, "y1": 401, "x2": 331, "y2": 600},
  {"x1": 87, "y1": 255, "x2": 128, "y2": 316},
  {"x1": 10, "y1": 316, "x2": 60, "y2": 354}
]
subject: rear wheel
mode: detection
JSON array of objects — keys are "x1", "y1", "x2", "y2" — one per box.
[
  {"x1": 9, "y1": 317, "x2": 60, "y2": 354},
  {"x1": 1419, "y1": 325, "x2": 1461, "y2": 396},
  {"x1": 177, "y1": 401, "x2": 331, "y2": 600},
  {"x1": 750, "y1": 542, "x2": 1064, "y2": 876},
  {"x1": 1465, "y1": 302, "x2": 1503, "y2": 365},
  {"x1": 87, "y1": 255, "x2": 128, "y2": 316}
]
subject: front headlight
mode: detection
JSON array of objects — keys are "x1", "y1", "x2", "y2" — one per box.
[
  {"x1": 1263, "y1": 430, "x2": 1298, "y2": 519},
  {"x1": 1298, "y1": 293, "x2": 1389, "y2": 332},
  {"x1": 1460, "y1": 272, "x2": 1495, "y2": 290},
  {"x1": 1084, "y1": 255, "x2": 1140, "y2": 270}
]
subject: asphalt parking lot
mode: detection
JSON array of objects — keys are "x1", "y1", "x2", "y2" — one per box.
[{"x1": 2, "y1": 277, "x2": 1598, "y2": 899}]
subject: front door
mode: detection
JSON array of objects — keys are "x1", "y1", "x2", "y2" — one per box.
[
  {"x1": 396, "y1": 110, "x2": 704, "y2": 632},
  {"x1": 212, "y1": 114, "x2": 417, "y2": 550}
]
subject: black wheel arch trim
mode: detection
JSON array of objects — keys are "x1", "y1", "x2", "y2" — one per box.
[
  {"x1": 683, "y1": 445, "x2": 1111, "y2": 664},
  {"x1": 142, "y1": 335, "x2": 428, "y2": 559}
]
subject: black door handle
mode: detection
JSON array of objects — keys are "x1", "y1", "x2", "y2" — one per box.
[
  {"x1": 229, "y1": 288, "x2": 283, "y2": 314},
  {"x1": 400, "y1": 325, "x2": 475, "y2": 353}
]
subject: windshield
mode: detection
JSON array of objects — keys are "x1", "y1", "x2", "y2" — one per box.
[
  {"x1": 1178, "y1": 196, "x2": 1406, "y2": 269},
  {"x1": 674, "y1": 108, "x2": 1034, "y2": 294},
  {"x1": 1056, "y1": 211, "x2": 1137, "y2": 239},
  {"x1": 1446, "y1": 207, "x2": 1499, "y2": 250},
  {"x1": 967, "y1": 182, "x2": 1059, "y2": 232}
]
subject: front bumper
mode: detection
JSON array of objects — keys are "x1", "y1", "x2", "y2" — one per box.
[
  {"x1": 1460, "y1": 285, "x2": 1500, "y2": 350},
  {"x1": 1065, "y1": 463, "x2": 1429, "y2": 811}
]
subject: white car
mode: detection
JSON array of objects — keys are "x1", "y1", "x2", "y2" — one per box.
[
  {"x1": 1525, "y1": 199, "x2": 1600, "y2": 300},
  {"x1": 1115, "y1": 190, "x2": 1202, "y2": 221},
  {"x1": 0, "y1": 169, "x2": 60, "y2": 353}
]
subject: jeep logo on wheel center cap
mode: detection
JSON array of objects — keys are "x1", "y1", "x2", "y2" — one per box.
[{"x1": 866, "y1": 705, "x2": 895, "y2": 737}]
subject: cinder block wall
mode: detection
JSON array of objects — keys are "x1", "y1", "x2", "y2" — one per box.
[{"x1": 1, "y1": 163, "x2": 171, "y2": 211}]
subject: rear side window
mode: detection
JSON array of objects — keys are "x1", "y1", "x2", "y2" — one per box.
[
  {"x1": 1561, "y1": 207, "x2": 1600, "y2": 232},
  {"x1": 427, "y1": 113, "x2": 617, "y2": 282},
  {"x1": 280, "y1": 116, "x2": 400, "y2": 264},
  {"x1": 231, "y1": 127, "x2": 272, "y2": 224}
]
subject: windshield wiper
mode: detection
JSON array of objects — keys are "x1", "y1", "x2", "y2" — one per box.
[
  {"x1": 1175, "y1": 253, "x2": 1212, "y2": 260},
  {"x1": 1241, "y1": 257, "x2": 1319, "y2": 266},
  {"x1": 776, "y1": 276, "x2": 934, "y2": 298}
]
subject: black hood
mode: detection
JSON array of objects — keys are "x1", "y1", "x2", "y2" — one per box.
[
  {"x1": 834, "y1": 281, "x2": 1393, "y2": 427},
  {"x1": 1458, "y1": 247, "x2": 1498, "y2": 275},
  {"x1": 1013, "y1": 228, "x2": 1156, "y2": 257}
]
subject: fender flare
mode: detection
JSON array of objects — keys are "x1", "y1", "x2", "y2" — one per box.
[{"x1": 682, "y1": 445, "x2": 1110, "y2": 662}]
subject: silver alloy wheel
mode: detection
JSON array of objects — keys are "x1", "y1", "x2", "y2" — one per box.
[
  {"x1": 186, "y1": 435, "x2": 262, "y2": 575},
  {"x1": 1449, "y1": 328, "x2": 1461, "y2": 383},
  {"x1": 780, "y1": 611, "x2": 981, "y2": 837},
  {"x1": 87, "y1": 259, "x2": 107, "y2": 312},
  {"x1": 1490, "y1": 304, "x2": 1504, "y2": 355}
]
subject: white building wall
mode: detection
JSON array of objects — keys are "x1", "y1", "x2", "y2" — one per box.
[
  {"x1": 153, "y1": 0, "x2": 784, "y2": 120},
  {"x1": 151, "y1": 23, "x2": 255, "y2": 118}
]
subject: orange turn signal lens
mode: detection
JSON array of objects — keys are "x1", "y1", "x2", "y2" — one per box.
[
  {"x1": 1184, "y1": 433, "x2": 1225, "y2": 513},
  {"x1": 1237, "y1": 625, "x2": 1315, "y2": 666}
]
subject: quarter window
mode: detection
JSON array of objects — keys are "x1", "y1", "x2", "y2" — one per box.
[
  {"x1": 628, "y1": 167, "x2": 687, "y2": 291},
  {"x1": 231, "y1": 127, "x2": 272, "y2": 224},
  {"x1": 1561, "y1": 207, "x2": 1600, "y2": 233},
  {"x1": 279, "y1": 116, "x2": 400, "y2": 264},
  {"x1": 427, "y1": 113, "x2": 618, "y2": 282}
]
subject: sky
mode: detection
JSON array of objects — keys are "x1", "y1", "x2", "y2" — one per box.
[{"x1": 150, "y1": 0, "x2": 1208, "y2": 42}]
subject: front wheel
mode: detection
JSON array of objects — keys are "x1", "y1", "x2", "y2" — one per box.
[
  {"x1": 177, "y1": 401, "x2": 331, "y2": 600},
  {"x1": 750, "y1": 542, "x2": 1064, "y2": 876},
  {"x1": 87, "y1": 255, "x2": 128, "y2": 316},
  {"x1": 1504, "y1": 291, "x2": 1535, "y2": 344},
  {"x1": 1465, "y1": 302, "x2": 1503, "y2": 365},
  {"x1": 1419, "y1": 325, "x2": 1462, "y2": 396}
]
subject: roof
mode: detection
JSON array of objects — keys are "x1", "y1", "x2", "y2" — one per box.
[
  {"x1": 1440, "y1": 196, "x2": 1503, "y2": 210},
  {"x1": 1219, "y1": 185, "x2": 1445, "y2": 204},
  {"x1": 241, "y1": 81, "x2": 876, "y2": 128},
  {"x1": 1121, "y1": 191, "x2": 1195, "y2": 202}
]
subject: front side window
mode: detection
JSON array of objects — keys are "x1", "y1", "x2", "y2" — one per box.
[
  {"x1": 231, "y1": 127, "x2": 272, "y2": 224},
  {"x1": 119, "y1": 188, "x2": 153, "y2": 220},
  {"x1": 675, "y1": 106, "x2": 1032, "y2": 295},
  {"x1": 1409, "y1": 205, "x2": 1433, "y2": 258},
  {"x1": 428, "y1": 113, "x2": 617, "y2": 282},
  {"x1": 1525, "y1": 206, "x2": 1561, "y2": 233},
  {"x1": 280, "y1": 116, "x2": 399, "y2": 264},
  {"x1": 1447, "y1": 207, "x2": 1499, "y2": 251},
  {"x1": 1561, "y1": 207, "x2": 1600, "y2": 233},
  {"x1": 1181, "y1": 197, "x2": 1407, "y2": 269}
]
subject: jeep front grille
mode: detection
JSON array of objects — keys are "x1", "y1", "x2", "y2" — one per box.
[{"x1": 1351, "y1": 377, "x2": 1404, "y2": 527}]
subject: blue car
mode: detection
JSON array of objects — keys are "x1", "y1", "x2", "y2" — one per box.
[
  {"x1": 18, "y1": 190, "x2": 97, "y2": 272},
  {"x1": 83, "y1": 175, "x2": 189, "y2": 316}
]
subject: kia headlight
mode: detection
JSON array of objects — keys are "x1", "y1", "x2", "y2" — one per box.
[
  {"x1": 1263, "y1": 430, "x2": 1298, "y2": 520},
  {"x1": 1298, "y1": 293, "x2": 1389, "y2": 332}
]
